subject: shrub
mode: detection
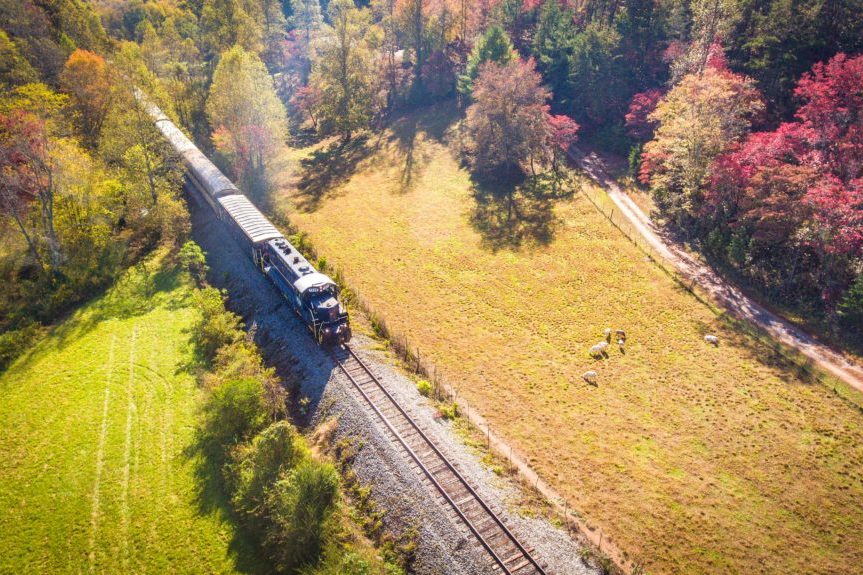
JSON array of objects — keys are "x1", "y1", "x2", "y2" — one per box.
[
  {"x1": 0, "y1": 323, "x2": 45, "y2": 372},
  {"x1": 200, "y1": 377, "x2": 270, "y2": 458},
  {"x1": 178, "y1": 241, "x2": 208, "y2": 286},
  {"x1": 229, "y1": 421, "x2": 310, "y2": 530},
  {"x1": 415, "y1": 379, "x2": 432, "y2": 397},
  {"x1": 193, "y1": 287, "x2": 243, "y2": 362},
  {"x1": 265, "y1": 460, "x2": 341, "y2": 572},
  {"x1": 438, "y1": 402, "x2": 458, "y2": 420},
  {"x1": 302, "y1": 551, "x2": 374, "y2": 575}
]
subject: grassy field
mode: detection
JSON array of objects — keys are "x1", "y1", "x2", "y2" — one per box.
[
  {"x1": 276, "y1": 104, "x2": 863, "y2": 575},
  {"x1": 0, "y1": 254, "x2": 261, "y2": 574}
]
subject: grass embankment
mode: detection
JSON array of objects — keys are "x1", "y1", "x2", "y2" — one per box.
[
  {"x1": 0, "y1": 254, "x2": 261, "y2": 574},
  {"x1": 276, "y1": 103, "x2": 863, "y2": 575}
]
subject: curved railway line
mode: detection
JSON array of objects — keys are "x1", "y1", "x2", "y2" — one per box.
[{"x1": 333, "y1": 345, "x2": 548, "y2": 575}]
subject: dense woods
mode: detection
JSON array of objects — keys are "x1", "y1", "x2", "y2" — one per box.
[{"x1": 0, "y1": 0, "x2": 859, "y2": 356}]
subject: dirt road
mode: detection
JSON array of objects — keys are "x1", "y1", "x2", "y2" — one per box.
[{"x1": 570, "y1": 147, "x2": 863, "y2": 394}]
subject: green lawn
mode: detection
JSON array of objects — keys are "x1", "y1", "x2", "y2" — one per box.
[{"x1": 0, "y1": 254, "x2": 260, "y2": 574}]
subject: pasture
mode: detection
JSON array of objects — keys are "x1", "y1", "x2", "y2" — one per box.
[
  {"x1": 0, "y1": 255, "x2": 260, "y2": 574},
  {"x1": 277, "y1": 104, "x2": 863, "y2": 575}
]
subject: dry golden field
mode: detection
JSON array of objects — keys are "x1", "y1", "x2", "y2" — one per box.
[{"x1": 276, "y1": 104, "x2": 863, "y2": 575}]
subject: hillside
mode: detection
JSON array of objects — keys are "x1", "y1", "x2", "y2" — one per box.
[
  {"x1": 276, "y1": 103, "x2": 863, "y2": 575},
  {"x1": 0, "y1": 254, "x2": 262, "y2": 574}
]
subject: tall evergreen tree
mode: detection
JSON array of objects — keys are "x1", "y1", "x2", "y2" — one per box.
[{"x1": 458, "y1": 25, "x2": 517, "y2": 96}]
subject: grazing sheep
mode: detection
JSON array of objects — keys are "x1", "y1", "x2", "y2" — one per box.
[
  {"x1": 615, "y1": 329, "x2": 627, "y2": 341},
  {"x1": 604, "y1": 328, "x2": 612, "y2": 341},
  {"x1": 589, "y1": 342, "x2": 608, "y2": 357},
  {"x1": 704, "y1": 334, "x2": 719, "y2": 346},
  {"x1": 618, "y1": 338, "x2": 625, "y2": 352},
  {"x1": 582, "y1": 370, "x2": 598, "y2": 385}
]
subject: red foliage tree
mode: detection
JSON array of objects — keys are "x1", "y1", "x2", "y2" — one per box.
[
  {"x1": 547, "y1": 113, "x2": 579, "y2": 172},
  {"x1": 706, "y1": 53, "x2": 863, "y2": 304},
  {"x1": 290, "y1": 85, "x2": 323, "y2": 130},
  {"x1": 625, "y1": 88, "x2": 663, "y2": 140},
  {"x1": 0, "y1": 111, "x2": 61, "y2": 268}
]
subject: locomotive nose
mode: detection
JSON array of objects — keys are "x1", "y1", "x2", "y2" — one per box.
[{"x1": 316, "y1": 297, "x2": 340, "y2": 321}]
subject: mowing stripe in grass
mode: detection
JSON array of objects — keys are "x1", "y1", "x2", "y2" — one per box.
[
  {"x1": 87, "y1": 334, "x2": 116, "y2": 571},
  {"x1": 121, "y1": 326, "x2": 137, "y2": 571}
]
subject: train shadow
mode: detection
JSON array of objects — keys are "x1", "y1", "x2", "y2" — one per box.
[
  {"x1": 468, "y1": 171, "x2": 571, "y2": 252},
  {"x1": 294, "y1": 135, "x2": 375, "y2": 213}
]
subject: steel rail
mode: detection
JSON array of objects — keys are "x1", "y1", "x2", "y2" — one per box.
[{"x1": 334, "y1": 345, "x2": 547, "y2": 575}]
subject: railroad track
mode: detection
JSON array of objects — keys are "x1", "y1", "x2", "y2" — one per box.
[{"x1": 333, "y1": 345, "x2": 548, "y2": 575}]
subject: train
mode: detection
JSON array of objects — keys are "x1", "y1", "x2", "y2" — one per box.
[{"x1": 138, "y1": 92, "x2": 352, "y2": 346}]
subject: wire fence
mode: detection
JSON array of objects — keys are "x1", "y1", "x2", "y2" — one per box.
[
  {"x1": 575, "y1": 175, "x2": 860, "y2": 410},
  {"x1": 281, "y1": 170, "x2": 860, "y2": 575}
]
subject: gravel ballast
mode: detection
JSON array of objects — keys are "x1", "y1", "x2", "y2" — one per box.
[{"x1": 190, "y1": 196, "x2": 599, "y2": 575}]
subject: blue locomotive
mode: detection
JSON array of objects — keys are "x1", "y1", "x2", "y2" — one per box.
[{"x1": 141, "y1": 95, "x2": 351, "y2": 345}]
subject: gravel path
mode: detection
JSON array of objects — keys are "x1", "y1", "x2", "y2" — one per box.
[
  {"x1": 189, "y1": 195, "x2": 598, "y2": 575},
  {"x1": 570, "y1": 146, "x2": 863, "y2": 393}
]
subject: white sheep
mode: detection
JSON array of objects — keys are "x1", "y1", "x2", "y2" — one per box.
[
  {"x1": 704, "y1": 334, "x2": 719, "y2": 346},
  {"x1": 582, "y1": 370, "x2": 598, "y2": 384},
  {"x1": 603, "y1": 328, "x2": 612, "y2": 341},
  {"x1": 589, "y1": 341, "x2": 609, "y2": 357}
]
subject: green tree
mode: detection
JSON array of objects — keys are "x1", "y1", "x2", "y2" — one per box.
[
  {"x1": 200, "y1": 376, "x2": 270, "y2": 455},
  {"x1": 100, "y1": 42, "x2": 179, "y2": 207},
  {"x1": 309, "y1": 0, "x2": 373, "y2": 140},
  {"x1": 200, "y1": 0, "x2": 265, "y2": 58},
  {"x1": 726, "y1": 0, "x2": 863, "y2": 120},
  {"x1": 0, "y1": 29, "x2": 38, "y2": 85},
  {"x1": 531, "y1": 0, "x2": 577, "y2": 102},
  {"x1": 838, "y1": 275, "x2": 863, "y2": 337},
  {"x1": 178, "y1": 240, "x2": 208, "y2": 286},
  {"x1": 206, "y1": 45, "x2": 288, "y2": 190},
  {"x1": 458, "y1": 25, "x2": 516, "y2": 96}
]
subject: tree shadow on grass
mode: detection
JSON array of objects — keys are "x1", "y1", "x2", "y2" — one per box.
[
  {"x1": 294, "y1": 135, "x2": 375, "y2": 213},
  {"x1": 384, "y1": 101, "x2": 461, "y2": 195},
  {"x1": 185, "y1": 436, "x2": 272, "y2": 575},
  {"x1": 469, "y1": 171, "x2": 571, "y2": 252},
  {"x1": 44, "y1": 260, "x2": 187, "y2": 354}
]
